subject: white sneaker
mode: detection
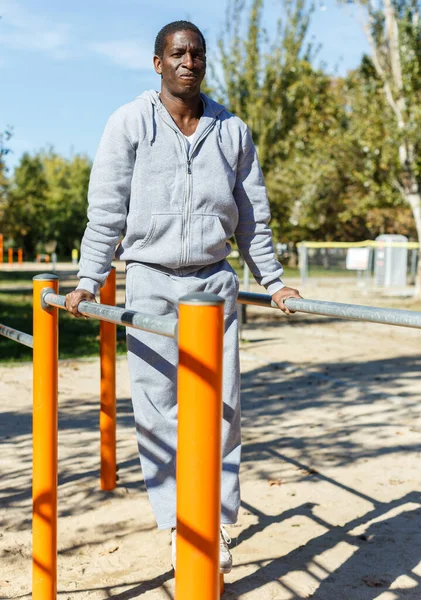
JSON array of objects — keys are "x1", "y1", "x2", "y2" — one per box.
[
  {"x1": 171, "y1": 526, "x2": 232, "y2": 573},
  {"x1": 219, "y1": 525, "x2": 232, "y2": 574}
]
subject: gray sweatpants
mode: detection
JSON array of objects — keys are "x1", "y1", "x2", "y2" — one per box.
[{"x1": 125, "y1": 259, "x2": 241, "y2": 530}]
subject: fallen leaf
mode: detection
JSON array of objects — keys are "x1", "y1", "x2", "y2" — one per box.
[{"x1": 99, "y1": 546, "x2": 119, "y2": 556}]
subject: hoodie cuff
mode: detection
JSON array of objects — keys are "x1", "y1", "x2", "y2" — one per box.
[
  {"x1": 76, "y1": 278, "x2": 99, "y2": 296},
  {"x1": 266, "y1": 279, "x2": 286, "y2": 296}
]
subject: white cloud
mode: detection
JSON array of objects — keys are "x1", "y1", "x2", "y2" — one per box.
[
  {"x1": 0, "y1": 1, "x2": 153, "y2": 70},
  {"x1": 90, "y1": 40, "x2": 153, "y2": 71},
  {"x1": 0, "y1": 1, "x2": 70, "y2": 57}
]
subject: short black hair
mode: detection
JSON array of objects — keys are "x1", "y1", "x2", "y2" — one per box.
[{"x1": 154, "y1": 21, "x2": 206, "y2": 58}]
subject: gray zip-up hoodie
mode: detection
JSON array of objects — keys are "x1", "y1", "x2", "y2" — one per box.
[{"x1": 77, "y1": 90, "x2": 285, "y2": 295}]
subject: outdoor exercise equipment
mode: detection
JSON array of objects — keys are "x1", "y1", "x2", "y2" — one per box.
[{"x1": 2, "y1": 272, "x2": 421, "y2": 599}]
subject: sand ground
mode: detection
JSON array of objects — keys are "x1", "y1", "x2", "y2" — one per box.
[{"x1": 1, "y1": 277, "x2": 421, "y2": 599}]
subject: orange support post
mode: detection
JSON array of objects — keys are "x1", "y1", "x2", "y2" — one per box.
[
  {"x1": 99, "y1": 267, "x2": 117, "y2": 490},
  {"x1": 176, "y1": 293, "x2": 225, "y2": 600},
  {"x1": 0, "y1": 233, "x2": 3, "y2": 263},
  {"x1": 18, "y1": 248, "x2": 23, "y2": 265},
  {"x1": 32, "y1": 274, "x2": 59, "y2": 600},
  {"x1": 8, "y1": 247, "x2": 13, "y2": 264}
]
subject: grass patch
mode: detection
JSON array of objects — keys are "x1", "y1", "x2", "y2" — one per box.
[{"x1": 0, "y1": 291, "x2": 127, "y2": 363}]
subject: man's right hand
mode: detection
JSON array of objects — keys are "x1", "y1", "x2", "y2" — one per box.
[{"x1": 65, "y1": 289, "x2": 96, "y2": 318}]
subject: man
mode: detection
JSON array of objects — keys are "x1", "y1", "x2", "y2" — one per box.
[{"x1": 65, "y1": 20, "x2": 301, "y2": 573}]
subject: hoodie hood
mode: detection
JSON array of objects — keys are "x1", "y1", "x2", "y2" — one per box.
[
  {"x1": 137, "y1": 89, "x2": 226, "y2": 118},
  {"x1": 136, "y1": 90, "x2": 226, "y2": 145}
]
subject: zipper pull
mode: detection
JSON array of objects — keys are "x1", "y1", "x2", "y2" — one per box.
[{"x1": 187, "y1": 160, "x2": 191, "y2": 175}]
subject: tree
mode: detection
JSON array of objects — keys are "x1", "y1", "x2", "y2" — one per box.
[
  {"x1": 3, "y1": 153, "x2": 49, "y2": 257},
  {"x1": 41, "y1": 150, "x2": 91, "y2": 257},
  {"x1": 338, "y1": 58, "x2": 416, "y2": 239},
  {"x1": 213, "y1": 0, "x2": 421, "y2": 251},
  {"x1": 215, "y1": 0, "x2": 354, "y2": 241},
  {"x1": 348, "y1": 0, "x2": 421, "y2": 289},
  {"x1": 0, "y1": 128, "x2": 12, "y2": 224},
  {"x1": 1, "y1": 150, "x2": 91, "y2": 259}
]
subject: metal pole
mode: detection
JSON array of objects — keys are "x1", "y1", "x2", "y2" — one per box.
[
  {"x1": 364, "y1": 247, "x2": 372, "y2": 287},
  {"x1": 237, "y1": 291, "x2": 421, "y2": 329},
  {"x1": 32, "y1": 274, "x2": 59, "y2": 600},
  {"x1": 176, "y1": 293, "x2": 225, "y2": 600},
  {"x1": 410, "y1": 248, "x2": 417, "y2": 285},
  {"x1": 43, "y1": 292, "x2": 177, "y2": 339},
  {"x1": 99, "y1": 267, "x2": 117, "y2": 491},
  {"x1": 0, "y1": 323, "x2": 33, "y2": 348},
  {"x1": 299, "y1": 244, "x2": 308, "y2": 285}
]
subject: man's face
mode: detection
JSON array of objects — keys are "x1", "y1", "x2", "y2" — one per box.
[{"x1": 154, "y1": 30, "x2": 206, "y2": 98}]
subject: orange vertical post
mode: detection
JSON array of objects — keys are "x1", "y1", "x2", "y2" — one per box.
[
  {"x1": 0, "y1": 233, "x2": 3, "y2": 263},
  {"x1": 8, "y1": 247, "x2": 13, "y2": 264},
  {"x1": 32, "y1": 274, "x2": 59, "y2": 600},
  {"x1": 176, "y1": 293, "x2": 225, "y2": 600},
  {"x1": 99, "y1": 266, "x2": 117, "y2": 490},
  {"x1": 18, "y1": 248, "x2": 23, "y2": 265}
]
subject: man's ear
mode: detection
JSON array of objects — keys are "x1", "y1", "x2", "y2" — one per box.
[{"x1": 153, "y1": 55, "x2": 162, "y2": 75}]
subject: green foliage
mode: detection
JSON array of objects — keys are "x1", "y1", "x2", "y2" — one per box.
[
  {"x1": 213, "y1": 0, "x2": 417, "y2": 243},
  {"x1": 0, "y1": 150, "x2": 91, "y2": 259},
  {"x1": 0, "y1": 128, "x2": 12, "y2": 225},
  {"x1": 41, "y1": 151, "x2": 91, "y2": 257},
  {"x1": 3, "y1": 153, "x2": 49, "y2": 256}
]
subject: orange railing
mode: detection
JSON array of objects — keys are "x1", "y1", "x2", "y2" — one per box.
[{"x1": 2, "y1": 270, "x2": 225, "y2": 600}]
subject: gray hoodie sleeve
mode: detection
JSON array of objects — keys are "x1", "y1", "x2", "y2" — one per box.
[
  {"x1": 234, "y1": 126, "x2": 285, "y2": 295},
  {"x1": 76, "y1": 109, "x2": 136, "y2": 295}
]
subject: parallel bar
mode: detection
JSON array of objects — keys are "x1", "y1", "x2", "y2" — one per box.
[
  {"x1": 0, "y1": 323, "x2": 33, "y2": 348},
  {"x1": 176, "y1": 293, "x2": 224, "y2": 600},
  {"x1": 43, "y1": 292, "x2": 177, "y2": 338},
  {"x1": 32, "y1": 274, "x2": 59, "y2": 600},
  {"x1": 99, "y1": 269, "x2": 117, "y2": 491},
  {"x1": 237, "y1": 292, "x2": 277, "y2": 308},
  {"x1": 237, "y1": 291, "x2": 421, "y2": 330}
]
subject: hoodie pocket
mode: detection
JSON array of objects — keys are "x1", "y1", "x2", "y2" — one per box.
[
  {"x1": 191, "y1": 214, "x2": 228, "y2": 263},
  {"x1": 133, "y1": 213, "x2": 183, "y2": 267}
]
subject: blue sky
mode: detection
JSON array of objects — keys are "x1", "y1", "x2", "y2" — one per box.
[{"x1": 0, "y1": 0, "x2": 368, "y2": 172}]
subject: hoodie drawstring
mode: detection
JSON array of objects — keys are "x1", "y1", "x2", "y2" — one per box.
[{"x1": 150, "y1": 103, "x2": 157, "y2": 146}]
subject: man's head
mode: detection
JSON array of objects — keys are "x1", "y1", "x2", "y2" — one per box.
[{"x1": 153, "y1": 21, "x2": 206, "y2": 99}]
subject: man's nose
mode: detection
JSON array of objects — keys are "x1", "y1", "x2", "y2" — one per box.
[{"x1": 182, "y1": 52, "x2": 194, "y2": 68}]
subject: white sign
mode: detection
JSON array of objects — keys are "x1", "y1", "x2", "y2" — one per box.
[{"x1": 346, "y1": 248, "x2": 370, "y2": 271}]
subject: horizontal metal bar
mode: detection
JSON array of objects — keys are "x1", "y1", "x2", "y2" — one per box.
[
  {"x1": 237, "y1": 292, "x2": 277, "y2": 308},
  {"x1": 0, "y1": 323, "x2": 33, "y2": 348},
  {"x1": 237, "y1": 291, "x2": 421, "y2": 330},
  {"x1": 43, "y1": 292, "x2": 178, "y2": 338}
]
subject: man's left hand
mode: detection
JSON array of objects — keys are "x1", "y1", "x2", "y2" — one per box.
[{"x1": 272, "y1": 286, "x2": 302, "y2": 315}]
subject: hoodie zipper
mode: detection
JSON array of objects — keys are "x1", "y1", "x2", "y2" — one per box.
[
  {"x1": 154, "y1": 102, "x2": 218, "y2": 267},
  {"x1": 182, "y1": 150, "x2": 192, "y2": 265},
  {"x1": 180, "y1": 122, "x2": 216, "y2": 266}
]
